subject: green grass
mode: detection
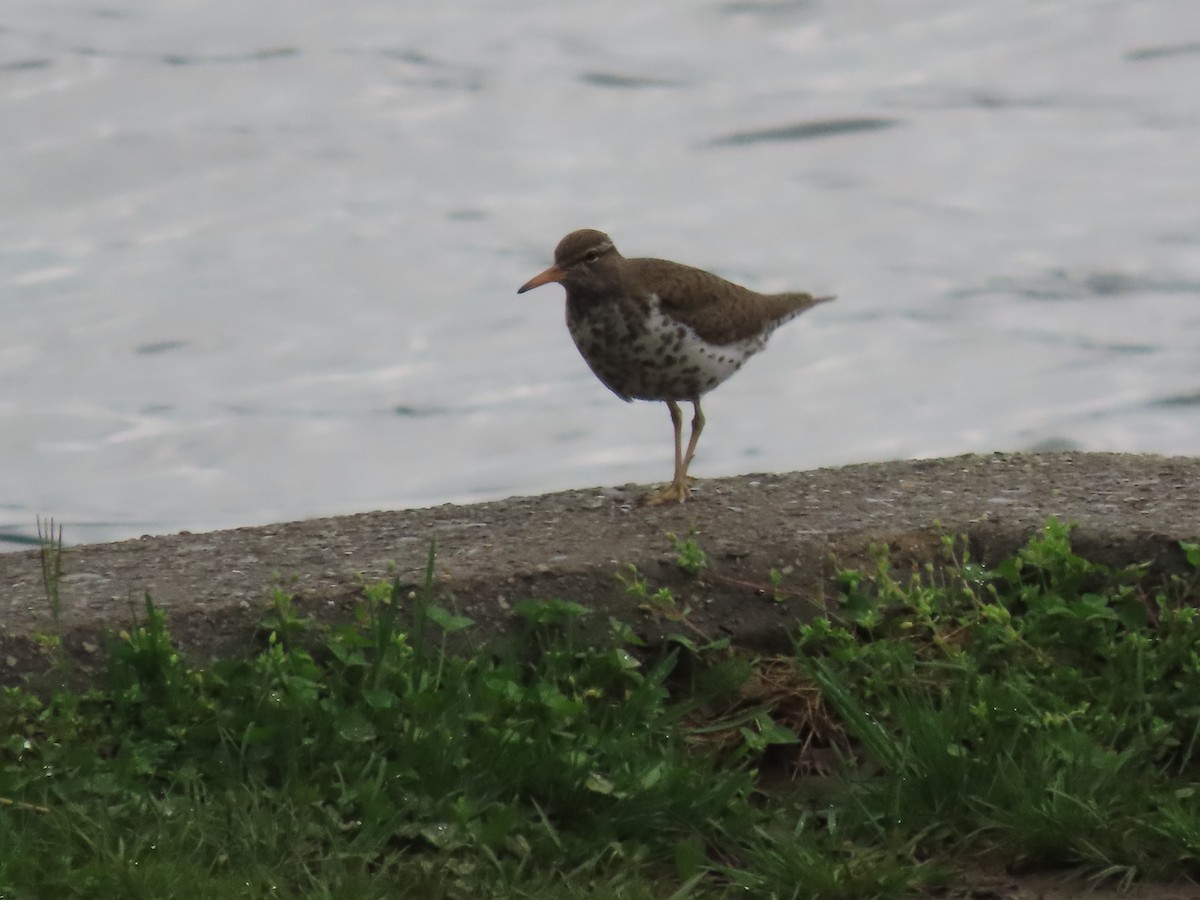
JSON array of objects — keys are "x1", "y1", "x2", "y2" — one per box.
[
  {"x1": 797, "y1": 521, "x2": 1200, "y2": 886},
  {"x1": 2, "y1": 522, "x2": 1199, "y2": 897}
]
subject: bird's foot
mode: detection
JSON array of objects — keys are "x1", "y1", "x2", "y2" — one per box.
[{"x1": 644, "y1": 478, "x2": 692, "y2": 506}]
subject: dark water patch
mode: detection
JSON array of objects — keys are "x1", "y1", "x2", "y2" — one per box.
[
  {"x1": 896, "y1": 86, "x2": 1110, "y2": 113},
  {"x1": 1149, "y1": 390, "x2": 1200, "y2": 409},
  {"x1": 1156, "y1": 229, "x2": 1200, "y2": 247},
  {"x1": 227, "y1": 404, "x2": 349, "y2": 419},
  {"x1": 953, "y1": 269, "x2": 1200, "y2": 302},
  {"x1": 88, "y1": 8, "x2": 135, "y2": 19},
  {"x1": 709, "y1": 116, "x2": 901, "y2": 146},
  {"x1": 0, "y1": 531, "x2": 41, "y2": 548},
  {"x1": 1093, "y1": 342, "x2": 1157, "y2": 355},
  {"x1": 1126, "y1": 42, "x2": 1200, "y2": 62},
  {"x1": 1056, "y1": 336, "x2": 1156, "y2": 356},
  {"x1": 1062, "y1": 340, "x2": 1156, "y2": 357},
  {"x1": 394, "y1": 404, "x2": 445, "y2": 418},
  {"x1": 447, "y1": 208, "x2": 487, "y2": 221},
  {"x1": 72, "y1": 45, "x2": 297, "y2": 65},
  {"x1": 1025, "y1": 436, "x2": 1082, "y2": 452},
  {"x1": 965, "y1": 90, "x2": 1057, "y2": 110},
  {"x1": 809, "y1": 170, "x2": 862, "y2": 190},
  {"x1": 135, "y1": 340, "x2": 188, "y2": 355},
  {"x1": 381, "y1": 49, "x2": 434, "y2": 64},
  {"x1": 376, "y1": 48, "x2": 483, "y2": 91},
  {"x1": 579, "y1": 71, "x2": 681, "y2": 89},
  {"x1": 1, "y1": 58, "x2": 52, "y2": 72},
  {"x1": 1083, "y1": 272, "x2": 1137, "y2": 296},
  {"x1": 719, "y1": 0, "x2": 817, "y2": 14},
  {"x1": 162, "y1": 47, "x2": 298, "y2": 66}
]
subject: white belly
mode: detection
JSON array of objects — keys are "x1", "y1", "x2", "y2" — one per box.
[{"x1": 567, "y1": 296, "x2": 766, "y2": 402}]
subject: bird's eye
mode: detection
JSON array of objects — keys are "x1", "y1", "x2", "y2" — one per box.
[{"x1": 584, "y1": 249, "x2": 601, "y2": 263}]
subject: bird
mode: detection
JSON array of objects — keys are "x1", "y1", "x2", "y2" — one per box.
[{"x1": 518, "y1": 229, "x2": 834, "y2": 504}]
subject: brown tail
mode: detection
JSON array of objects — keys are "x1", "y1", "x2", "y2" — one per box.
[{"x1": 779, "y1": 292, "x2": 835, "y2": 314}]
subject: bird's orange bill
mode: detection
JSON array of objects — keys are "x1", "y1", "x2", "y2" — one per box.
[{"x1": 517, "y1": 265, "x2": 566, "y2": 294}]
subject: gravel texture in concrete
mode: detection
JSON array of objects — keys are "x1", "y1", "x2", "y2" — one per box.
[{"x1": 3, "y1": 452, "x2": 1198, "y2": 685}]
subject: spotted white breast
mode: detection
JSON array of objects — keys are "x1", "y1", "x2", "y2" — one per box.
[{"x1": 567, "y1": 294, "x2": 771, "y2": 402}]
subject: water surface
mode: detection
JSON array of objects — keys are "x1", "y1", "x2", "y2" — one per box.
[{"x1": 2, "y1": 0, "x2": 1198, "y2": 547}]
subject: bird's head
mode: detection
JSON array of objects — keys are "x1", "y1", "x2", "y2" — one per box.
[{"x1": 518, "y1": 229, "x2": 622, "y2": 294}]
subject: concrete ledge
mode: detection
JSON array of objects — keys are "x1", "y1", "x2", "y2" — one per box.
[{"x1": 3, "y1": 452, "x2": 1198, "y2": 685}]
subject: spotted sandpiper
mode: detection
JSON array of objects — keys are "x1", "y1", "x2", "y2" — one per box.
[{"x1": 518, "y1": 229, "x2": 834, "y2": 504}]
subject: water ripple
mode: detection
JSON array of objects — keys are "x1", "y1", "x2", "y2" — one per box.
[{"x1": 708, "y1": 117, "x2": 901, "y2": 146}]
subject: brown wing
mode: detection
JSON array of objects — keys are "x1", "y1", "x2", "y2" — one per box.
[{"x1": 626, "y1": 258, "x2": 833, "y2": 346}]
